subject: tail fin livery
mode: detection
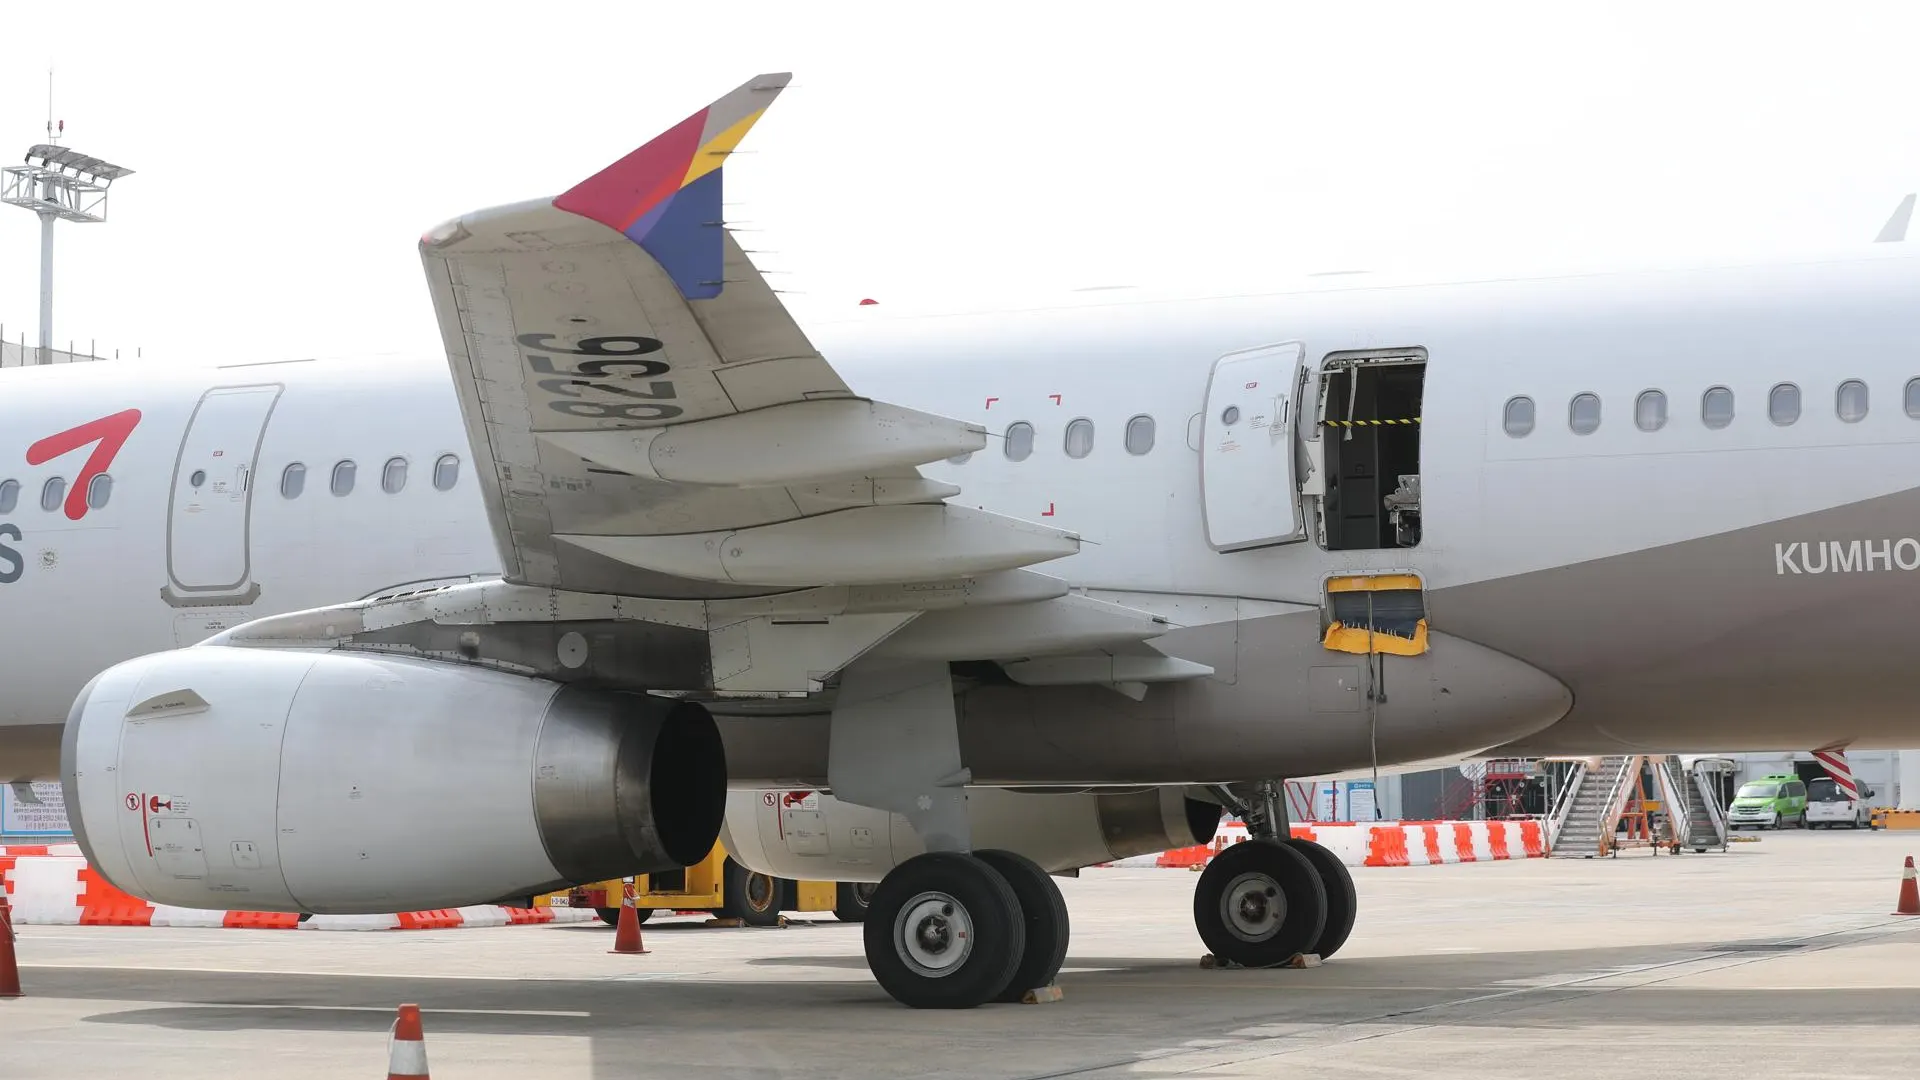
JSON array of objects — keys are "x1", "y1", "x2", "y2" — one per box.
[{"x1": 554, "y1": 72, "x2": 792, "y2": 300}]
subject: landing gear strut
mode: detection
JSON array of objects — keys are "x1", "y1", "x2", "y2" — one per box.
[{"x1": 1194, "y1": 780, "x2": 1358, "y2": 966}]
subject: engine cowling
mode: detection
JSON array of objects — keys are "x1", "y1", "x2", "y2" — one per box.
[
  {"x1": 720, "y1": 785, "x2": 1220, "y2": 881},
  {"x1": 62, "y1": 647, "x2": 726, "y2": 914}
]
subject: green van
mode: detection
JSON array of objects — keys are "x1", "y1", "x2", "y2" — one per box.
[{"x1": 1726, "y1": 773, "x2": 1808, "y2": 829}]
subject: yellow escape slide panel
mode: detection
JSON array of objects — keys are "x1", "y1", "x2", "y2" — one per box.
[
  {"x1": 1323, "y1": 619, "x2": 1429, "y2": 656},
  {"x1": 1322, "y1": 573, "x2": 1429, "y2": 656}
]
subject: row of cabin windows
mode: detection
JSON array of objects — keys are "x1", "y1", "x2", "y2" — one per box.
[
  {"x1": 1506, "y1": 378, "x2": 1918, "y2": 437},
  {"x1": 964, "y1": 415, "x2": 1158, "y2": 464},
  {"x1": 0, "y1": 474, "x2": 112, "y2": 514},
  {"x1": 0, "y1": 455, "x2": 461, "y2": 514},
  {"x1": 282, "y1": 454, "x2": 461, "y2": 498}
]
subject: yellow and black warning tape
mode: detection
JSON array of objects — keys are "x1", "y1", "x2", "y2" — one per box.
[{"x1": 1320, "y1": 417, "x2": 1422, "y2": 427}]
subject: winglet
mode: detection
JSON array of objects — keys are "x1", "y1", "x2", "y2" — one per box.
[
  {"x1": 554, "y1": 72, "x2": 792, "y2": 299},
  {"x1": 1875, "y1": 193, "x2": 1915, "y2": 243}
]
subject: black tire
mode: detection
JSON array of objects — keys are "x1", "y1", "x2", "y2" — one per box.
[
  {"x1": 973, "y1": 849, "x2": 1071, "y2": 1002},
  {"x1": 1283, "y1": 838, "x2": 1357, "y2": 960},
  {"x1": 862, "y1": 852, "x2": 1025, "y2": 1009},
  {"x1": 596, "y1": 906, "x2": 653, "y2": 927},
  {"x1": 1193, "y1": 837, "x2": 1327, "y2": 968},
  {"x1": 834, "y1": 881, "x2": 878, "y2": 922},
  {"x1": 718, "y1": 858, "x2": 783, "y2": 927}
]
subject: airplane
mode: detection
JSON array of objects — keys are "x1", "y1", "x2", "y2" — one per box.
[{"x1": 5, "y1": 70, "x2": 1920, "y2": 1010}]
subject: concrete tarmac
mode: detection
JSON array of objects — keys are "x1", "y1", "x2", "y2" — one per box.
[{"x1": 5, "y1": 829, "x2": 1920, "y2": 1079}]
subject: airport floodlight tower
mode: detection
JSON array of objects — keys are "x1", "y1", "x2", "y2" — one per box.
[{"x1": 0, "y1": 132, "x2": 133, "y2": 364}]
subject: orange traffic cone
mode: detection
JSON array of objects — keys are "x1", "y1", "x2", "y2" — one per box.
[
  {"x1": 0, "y1": 893, "x2": 20, "y2": 999},
  {"x1": 609, "y1": 902, "x2": 649, "y2": 955},
  {"x1": 385, "y1": 1003, "x2": 429, "y2": 1079},
  {"x1": 1894, "y1": 856, "x2": 1920, "y2": 917}
]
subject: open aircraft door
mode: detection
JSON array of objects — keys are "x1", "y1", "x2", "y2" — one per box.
[{"x1": 1201, "y1": 342, "x2": 1307, "y2": 551}]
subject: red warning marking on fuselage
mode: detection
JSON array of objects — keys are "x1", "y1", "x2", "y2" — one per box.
[
  {"x1": 1041, "y1": 502, "x2": 1055, "y2": 517},
  {"x1": 1048, "y1": 394, "x2": 1061, "y2": 405},
  {"x1": 985, "y1": 397, "x2": 999, "y2": 409}
]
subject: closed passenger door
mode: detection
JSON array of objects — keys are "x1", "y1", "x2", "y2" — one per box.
[{"x1": 163, "y1": 384, "x2": 282, "y2": 606}]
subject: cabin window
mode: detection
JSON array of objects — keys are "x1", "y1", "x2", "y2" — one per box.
[
  {"x1": 40, "y1": 477, "x2": 65, "y2": 512},
  {"x1": 331, "y1": 460, "x2": 357, "y2": 496},
  {"x1": 1769, "y1": 383, "x2": 1801, "y2": 426},
  {"x1": 281, "y1": 463, "x2": 306, "y2": 499},
  {"x1": 1124, "y1": 414, "x2": 1156, "y2": 455},
  {"x1": 1568, "y1": 393, "x2": 1601, "y2": 435},
  {"x1": 1906, "y1": 378, "x2": 1920, "y2": 419},
  {"x1": 0, "y1": 480, "x2": 16, "y2": 514},
  {"x1": 1634, "y1": 390, "x2": 1667, "y2": 432},
  {"x1": 1313, "y1": 350, "x2": 1426, "y2": 551},
  {"x1": 382, "y1": 457, "x2": 409, "y2": 494},
  {"x1": 1836, "y1": 379, "x2": 1869, "y2": 423},
  {"x1": 1004, "y1": 422, "x2": 1034, "y2": 462},
  {"x1": 433, "y1": 454, "x2": 460, "y2": 491},
  {"x1": 1502, "y1": 396, "x2": 1534, "y2": 437},
  {"x1": 1702, "y1": 386, "x2": 1734, "y2": 429},
  {"x1": 1064, "y1": 418, "x2": 1094, "y2": 459},
  {"x1": 86, "y1": 474, "x2": 112, "y2": 510}
]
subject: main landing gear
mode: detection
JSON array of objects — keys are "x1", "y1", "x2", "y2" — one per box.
[
  {"x1": 1191, "y1": 781, "x2": 1358, "y2": 967},
  {"x1": 862, "y1": 849, "x2": 1070, "y2": 1009}
]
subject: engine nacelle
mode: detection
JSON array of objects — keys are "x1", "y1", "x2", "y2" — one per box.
[
  {"x1": 62, "y1": 648, "x2": 726, "y2": 914},
  {"x1": 721, "y1": 786, "x2": 1219, "y2": 881}
]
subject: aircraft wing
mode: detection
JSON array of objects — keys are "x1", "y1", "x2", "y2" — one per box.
[{"x1": 418, "y1": 73, "x2": 1078, "y2": 600}]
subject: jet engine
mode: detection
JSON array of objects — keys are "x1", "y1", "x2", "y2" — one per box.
[
  {"x1": 62, "y1": 648, "x2": 726, "y2": 914},
  {"x1": 721, "y1": 785, "x2": 1220, "y2": 882}
]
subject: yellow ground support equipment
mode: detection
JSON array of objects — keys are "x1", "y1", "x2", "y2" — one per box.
[{"x1": 534, "y1": 840, "x2": 873, "y2": 927}]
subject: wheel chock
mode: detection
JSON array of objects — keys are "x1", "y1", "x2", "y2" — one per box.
[
  {"x1": 1020, "y1": 985, "x2": 1064, "y2": 1004},
  {"x1": 1200, "y1": 952, "x2": 1322, "y2": 970},
  {"x1": 705, "y1": 917, "x2": 746, "y2": 928}
]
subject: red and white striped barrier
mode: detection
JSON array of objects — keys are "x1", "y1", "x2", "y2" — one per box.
[
  {"x1": 0, "y1": 844, "x2": 82, "y2": 857},
  {"x1": 0, "y1": 855, "x2": 596, "y2": 930},
  {"x1": 1113, "y1": 819, "x2": 1548, "y2": 870}
]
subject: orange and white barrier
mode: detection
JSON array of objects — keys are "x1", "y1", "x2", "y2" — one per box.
[
  {"x1": 1135, "y1": 819, "x2": 1548, "y2": 870},
  {"x1": 0, "y1": 855, "x2": 596, "y2": 930}
]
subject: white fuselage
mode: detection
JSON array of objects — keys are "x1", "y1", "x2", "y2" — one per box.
[{"x1": 7, "y1": 245, "x2": 1920, "y2": 771}]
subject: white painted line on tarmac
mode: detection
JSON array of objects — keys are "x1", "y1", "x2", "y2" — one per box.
[
  {"x1": 16, "y1": 962, "x2": 706, "y2": 981},
  {"x1": 197, "y1": 1004, "x2": 593, "y2": 1017}
]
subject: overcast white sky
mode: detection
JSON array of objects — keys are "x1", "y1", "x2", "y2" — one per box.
[{"x1": 0, "y1": 2, "x2": 1916, "y2": 364}]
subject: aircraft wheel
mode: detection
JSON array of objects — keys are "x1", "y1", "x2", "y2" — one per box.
[
  {"x1": 719, "y1": 858, "x2": 784, "y2": 927},
  {"x1": 834, "y1": 881, "x2": 878, "y2": 922},
  {"x1": 1193, "y1": 838, "x2": 1327, "y2": 968},
  {"x1": 973, "y1": 849, "x2": 1071, "y2": 1002},
  {"x1": 1283, "y1": 838, "x2": 1357, "y2": 959},
  {"x1": 863, "y1": 852, "x2": 1025, "y2": 1009}
]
